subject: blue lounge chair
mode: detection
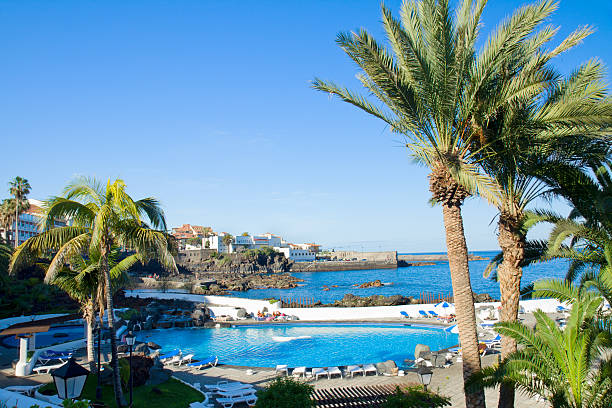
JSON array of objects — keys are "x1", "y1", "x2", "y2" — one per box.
[
  {"x1": 38, "y1": 350, "x2": 73, "y2": 365},
  {"x1": 418, "y1": 310, "x2": 429, "y2": 318},
  {"x1": 428, "y1": 311, "x2": 439, "y2": 318},
  {"x1": 483, "y1": 334, "x2": 502, "y2": 347},
  {"x1": 159, "y1": 349, "x2": 180, "y2": 361},
  {"x1": 188, "y1": 355, "x2": 218, "y2": 370},
  {"x1": 400, "y1": 311, "x2": 410, "y2": 318},
  {"x1": 557, "y1": 305, "x2": 570, "y2": 313}
]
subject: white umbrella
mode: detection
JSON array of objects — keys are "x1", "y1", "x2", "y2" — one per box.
[{"x1": 434, "y1": 301, "x2": 455, "y2": 316}]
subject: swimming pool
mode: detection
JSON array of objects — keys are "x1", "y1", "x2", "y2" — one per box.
[
  {"x1": 137, "y1": 323, "x2": 458, "y2": 368},
  {"x1": 0, "y1": 325, "x2": 85, "y2": 348}
]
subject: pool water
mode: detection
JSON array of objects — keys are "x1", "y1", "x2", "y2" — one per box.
[
  {"x1": 137, "y1": 323, "x2": 458, "y2": 368},
  {"x1": 1, "y1": 325, "x2": 85, "y2": 348}
]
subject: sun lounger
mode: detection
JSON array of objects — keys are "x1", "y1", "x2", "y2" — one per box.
[
  {"x1": 216, "y1": 388, "x2": 256, "y2": 399},
  {"x1": 400, "y1": 311, "x2": 410, "y2": 318},
  {"x1": 33, "y1": 362, "x2": 65, "y2": 374},
  {"x1": 38, "y1": 350, "x2": 73, "y2": 365},
  {"x1": 3, "y1": 384, "x2": 42, "y2": 396},
  {"x1": 428, "y1": 311, "x2": 439, "y2": 318},
  {"x1": 204, "y1": 381, "x2": 252, "y2": 392},
  {"x1": 275, "y1": 364, "x2": 289, "y2": 375},
  {"x1": 163, "y1": 354, "x2": 181, "y2": 365},
  {"x1": 159, "y1": 349, "x2": 180, "y2": 362},
  {"x1": 345, "y1": 365, "x2": 365, "y2": 378},
  {"x1": 216, "y1": 394, "x2": 257, "y2": 408},
  {"x1": 483, "y1": 334, "x2": 502, "y2": 348},
  {"x1": 292, "y1": 366, "x2": 307, "y2": 378},
  {"x1": 362, "y1": 364, "x2": 378, "y2": 376},
  {"x1": 188, "y1": 356, "x2": 218, "y2": 370},
  {"x1": 418, "y1": 310, "x2": 429, "y2": 318},
  {"x1": 312, "y1": 367, "x2": 329, "y2": 380},
  {"x1": 328, "y1": 366, "x2": 342, "y2": 379},
  {"x1": 178, "y1": 354, "x2": 194, "y2": 365}
]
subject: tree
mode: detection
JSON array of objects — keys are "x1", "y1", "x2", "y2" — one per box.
[
  {"x1": 10, "y1": 177, "x2": 177, "y2": 407},
  {"x1": 186, "y1": 237, "x2": 201, "y2": 247},
  {"x1": 8, "y1": 177, "x2": 31, "y2": 248},
  {"x1": 474, "y1": 42, "x2": 612, "y2": 407},
  {"x1": 255, "y1": 377, "x2": 314, "y2": 408},
  {"x1": 222, "y1": 234, "x2": 234, "y2": 253},
  {"x1": 51, "y1": 247, "x2": 132, "y2": 371},
  {"x1": 468, "y1": 278, "x2": 612, "y2": 408},
  {"x1": 241, "y1": 232, "x2": 249, "y2": 236},
  {"x1": 312, "y1": 1, "x2": 560, "y2": 406}
]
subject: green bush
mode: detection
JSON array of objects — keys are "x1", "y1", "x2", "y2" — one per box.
[
  {"x1": 384, "y1": 386, "x2": 450, "y2": 408},
  {"x1": 255, "y1": 377, "x2": 314, "y2": 408}
]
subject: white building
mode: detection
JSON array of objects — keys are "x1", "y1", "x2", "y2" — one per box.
[
  {"x1": 203, "y1": 233, "x2": 233, "y2": 253},
  {"x1": 274, "y1": 246, "x2": 315, "y2": 262}
]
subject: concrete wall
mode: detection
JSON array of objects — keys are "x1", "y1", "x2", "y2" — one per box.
[
  {"x1": 329, "y1": 251, "x2": 397, "y2": 263},
  {"x1": 125, "y1": 290, "x2": 280, "y2": 315}
]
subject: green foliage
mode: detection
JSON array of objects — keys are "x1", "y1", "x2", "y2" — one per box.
[
  {"x1": 186, "y1": 237, "x2": 201, "y2": 246},
  {"x1": 468, "y1": 279, "x2": 612, "y2": 407},
  {"x1": 255, "y1": 377, "x2": 314, "y2": 408},
  {"x1": 61, "y1": 400, "x2": 89, "y2": 408},
  {"x1": 384, "y1": 386, "x2": 451, "y2": 408}
]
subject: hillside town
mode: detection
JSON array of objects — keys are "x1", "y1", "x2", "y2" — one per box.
[{"x1": 171, "y1": 224, "x2": 321, "y2": 262}]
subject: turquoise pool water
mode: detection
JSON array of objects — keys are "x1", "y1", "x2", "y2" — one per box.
[
  {"x1": 137, "y1": 323, "x2": 458, "y2": 368},
  {"x1": 1, "y1": 325, "x2": 84, "y2": 348}
]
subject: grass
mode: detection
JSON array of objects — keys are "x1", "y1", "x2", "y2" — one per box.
[{"x1": 40, "y1": 375, "x2": 204, "y2": 408}]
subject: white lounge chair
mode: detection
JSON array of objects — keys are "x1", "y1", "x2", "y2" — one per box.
[
  {"x1": 345, "y1": 365, "x2": 364, "y2": 378},
  {"x1": 163, "y1": 354, "x2": 181, "y2": 365},
  {"x1": 312, "y1": 367, "x2": 329, "y2": 380},
  {"x1": 216, "y1": 388, "x2": 256, "y2": 399},
  {"x1": 178, "y1": 354, "x2": 195, "y2": 366},
  {"x1": 292, "y1": 366, "x2": 307, "y2": 378},
  {"x1": 275, "y1": 364, "x2": 289, "y2": 375},
  {"x1": 216, "y1": 394, "x2": 257, "y2": 408},
  {"x1": 363, "y1": 364, "x2": 378, "y2": 376},
  {"x1": 33, "y1": 362, "x2": 65, "y2": 374},
  {"x1": 3, "y1": 385, "x2": 42, "y2": 396},
  {"x1": 328, "y1": 367, "x2": 342, "y2": 379},
  {"x1": 204, "y1": 381, "x2": 251, "y2": 392}
]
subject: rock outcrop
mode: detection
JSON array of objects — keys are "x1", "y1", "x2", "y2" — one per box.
[{"x1": 325, "y1": 293, "x2": 413, "y2": 307}]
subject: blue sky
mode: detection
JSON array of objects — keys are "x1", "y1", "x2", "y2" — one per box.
[{"x1": 0, "y1": 1, "x2": 610, "y2": 252}]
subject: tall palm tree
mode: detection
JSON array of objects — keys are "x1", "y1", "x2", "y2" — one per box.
[
  {"x1": 8, "y1": 177, "x2": 31, "y2": 248},
  {"x1": 468, "y1": 278, "x2": 612, "y2": 408},
  {"x1": 51, "y1": 248, "x2": 134, "y2": 371},
  {"x1": 475, "y1": 54, "x2": 612, "y2": 406},
  {"x1": 222, "y1": 233, "x2": 234, "y2": 253},
  {"x1": 10, "y1": 177, "x2": 177, "y2": 407},
  {"x1": 312, "y1": 1, "x2": 564, "y2": 405}
]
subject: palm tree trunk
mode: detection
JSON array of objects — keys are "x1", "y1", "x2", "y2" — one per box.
[
  {"x1": 442, "y1": 204, "x2": 486, "y2": 408},
  {"x1": 14, "y1": 200, "x2": 18, "y2": 248},
  {"x1": 86, "y1": 301, "x2": 95, "y2": 372},
  {"x1": 496, "y1": 215, "x2": 525, "y2": 408},
  {"x1": 101, "y1": 242, "x2": 124, "y2": 407}
]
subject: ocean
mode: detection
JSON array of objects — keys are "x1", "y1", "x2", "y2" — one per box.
[{"x1": 228, "y1": 251, "x2": 569, "y2": 303}]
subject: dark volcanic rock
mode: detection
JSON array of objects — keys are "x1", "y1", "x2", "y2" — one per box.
[
  {"x1": 326, "y1": 293, "x2": 413, "y2": 307},
  {"x1": 474, "y1": 293, "x2": 496, "y2": 303},
  {"x1": 358, "y1": 280, "x2": 384, "y2": 288}
]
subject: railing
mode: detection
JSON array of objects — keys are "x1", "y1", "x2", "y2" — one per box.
[
  {"x1": 280, "y1": 296, "x2": 318, "y2": 308},
  {"x1": 414, "y1": 291, "x2": 454, "y2": 304}
]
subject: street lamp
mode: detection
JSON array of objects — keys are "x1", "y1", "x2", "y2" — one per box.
[
  {"x1": 95, "y1": 322, "x2": 103, "y2": 402},
  {"x1": 417, "y1": 366, "x2": 433, "y2": 391},
  {"x1": 125, "y1": 331, "x2": 136, "y2": 407},
  {"x1": 51, "y1": 357, "x2": 89, "y2": 401}
]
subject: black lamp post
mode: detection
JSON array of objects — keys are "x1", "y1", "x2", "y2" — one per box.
[
  {"x1": 51, "y1": 357, "x2": 89, "y2": 401},
  {"x1": 125, "y1": 331, "x2": 136, "y2": 407},
  {"x1": 95, "y1": 322, "x2": 103, "y2": 402},
  {"x1": 417, "y1": 366, "x2": 433, "y2": 391}
]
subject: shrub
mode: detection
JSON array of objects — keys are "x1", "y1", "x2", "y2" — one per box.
[
  {"x1": 384, "y1": 386, "x2": 450, "y2": 408},
  {"x1": 255, "y1": 377, "x2": 314, "y2": 408}
]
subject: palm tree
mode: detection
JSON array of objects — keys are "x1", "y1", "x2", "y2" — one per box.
[
  {"x1": 0, "y1": 237, "x2": 11, "y2": 287},
  {"x1": 312, "y1": 2, "x2": 565, "y2": 405},
  {"x1": 474, "y1": 52, "x2": 612, "y2": 407},
  {"x1": 468, "y1": 278, "x2": 612, "y2": 408},
  {"x1": 222, "y1": 233, "x2": 234, "y2": 253},
  {"x1": 8, "y1": 177, "x2": 31, "y2": 248},
  {"x1": 10, "y1": 177, "x2": 177, "y2": 407},
  {"x1": 50, "y1": 247, "x2": 134, "y2": 371}
]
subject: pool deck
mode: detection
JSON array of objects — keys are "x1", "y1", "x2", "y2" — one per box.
[{"x1": 0, "y1": 315, "x2": 552, "y2": 407}]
